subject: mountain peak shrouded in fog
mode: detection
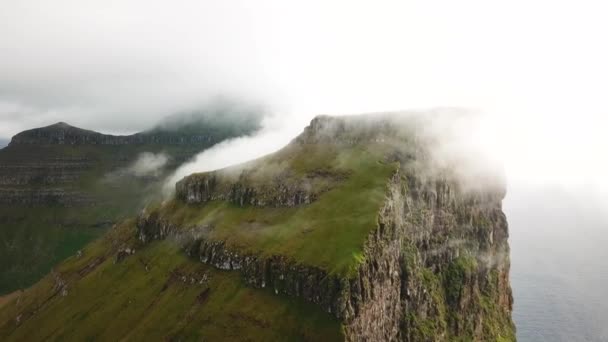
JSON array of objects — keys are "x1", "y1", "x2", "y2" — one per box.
[
  {"x1": 148, "y1": 98, "x2": 266, "y2": 135},
  {"x1": 0, "y1": 1, "x2": 606, "y2": 196}
]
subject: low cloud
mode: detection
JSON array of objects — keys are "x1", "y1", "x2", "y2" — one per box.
[
  {"x1": 163, "y1": 113, "x2": 309, "y2": 196},
  {"x1": 162, "y1": 108, "x2": 506, "y2": 199},
  {"x1": 128, "y1": 152, "x2": 169, "y2": 177}
]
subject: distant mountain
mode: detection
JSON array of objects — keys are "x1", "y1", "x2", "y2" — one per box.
[
  {"x1": 0, "y1": 113, "x2": 514, "y2": 341},
  {"x1": 0, "y1": 139, "x2": 8, "y2": 148},
  {"x1": 10, "y1": 119, "x2": 258, "y2": 147},
  {"x1": 0, "y1": 110, "x2": 262, "y2": 294}
]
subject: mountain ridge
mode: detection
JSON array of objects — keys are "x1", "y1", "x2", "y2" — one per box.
[
  {"x1": 8, "y1": 119, "x2": 253, "y2": 146},
  {"x1": 0, "y1": 109, "x2": 263, "y2": 294}
]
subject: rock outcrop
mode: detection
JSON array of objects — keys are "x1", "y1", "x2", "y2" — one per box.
[{"x1": 176, "y1": 168, "x2": 346, "y2": 207}]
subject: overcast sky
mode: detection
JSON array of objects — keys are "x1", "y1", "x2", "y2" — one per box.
[{"x1": 1, "y1": 0, "x2": 607, "y2": 190}]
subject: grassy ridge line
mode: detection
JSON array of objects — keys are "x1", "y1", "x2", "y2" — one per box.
[
  {"x1": 155, "y1": 143, "x2": 398, "y2": 277},
  {"x1": 0, "y1": 221, "x2": 342, "y2": 341}
]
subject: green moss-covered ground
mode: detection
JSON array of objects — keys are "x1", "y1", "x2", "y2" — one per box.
[
  {"x1": 156, "y1": 143, "x2": 398, "y2": 277},
  {"x1": 0, "y1": 221, "x2": 342, "y2": 341}
]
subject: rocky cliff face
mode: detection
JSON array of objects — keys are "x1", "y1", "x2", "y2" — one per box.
[
  {"x1": 137, "y1": 113, "x2": 515, "y2": 341},
  {"x1": 175, "y1": 168, "x2": 346, "y2": 207}
]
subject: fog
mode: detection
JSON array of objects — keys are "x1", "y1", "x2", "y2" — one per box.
[
  {"x1": 0, "y1": 1, "x2": 282, "y2": 136},
  {"x1": 506, "y1": 184, "x2": 608, "y2": 341},
  {"x1": 163, "y1": 113, "x2": 308, "y2": 195},
  {"x1": 128, "y1": 152, "x2": 169, "y2": 177},
  {"x1": 2, "y1": 1, "x2": 608, "y2": 340},
  {"x1": 1, "y1": 1, "x2": 606, "y2": 194}
]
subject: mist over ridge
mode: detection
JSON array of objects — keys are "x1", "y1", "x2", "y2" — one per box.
[{"x1": 2, "y1": 0, "x2": 606, "y2": 202}]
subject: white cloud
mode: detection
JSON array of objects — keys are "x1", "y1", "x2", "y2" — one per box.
[
  {"x1": 163, "y1": 113, "x2": 308, "y2": 195},
  {"x1": 0, "y1": 0, "x2": 607, "y2": 196},
  {"x1": 128, "y1": 152, "x2": 169, "y2": 177}
]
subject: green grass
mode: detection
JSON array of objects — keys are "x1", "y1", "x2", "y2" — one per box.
[
  {"x1": 0, "y1": 207, "x2": 105, "y2": 294},
  {"x1": 0, "y1": 169, "x2": 165, "y2": 294},
  {"x1": 156, "y1": 142, "x2": 398, "y2": 277},
  {"x1": 0, "y1": 222, "x2": 342, "y2": 341},
  {"x1": 0, "y1": 142, "x2": 209, "y2": 295}
]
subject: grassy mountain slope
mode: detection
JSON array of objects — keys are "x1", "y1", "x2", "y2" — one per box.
[
  {"x1": 0, "y1": 220, "x2": 342, "y2": 341},
  {"x1": 0, "y1": 143, "x2": 176, "y2": 293},
  {"x1": 0, "y1": 109, "x2": 262, "y2": 294},
  {"x1": 157, "y1": 141, "x2": 398, "y2": 277}
]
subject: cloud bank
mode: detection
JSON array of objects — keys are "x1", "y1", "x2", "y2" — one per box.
[
  {"x1": 0, "y1": 0, "x2": 606, "y2": 197},
  {"x1": 163, "y1": 113, "x2": 309, "y2": 195}
]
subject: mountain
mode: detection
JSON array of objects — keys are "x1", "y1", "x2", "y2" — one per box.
[
  {"x1": 0, "y1": 112, "x2": 262, "y2": 294},
  {"x1": 0, "y1": 113, "x2": 515, "y2": 341}
]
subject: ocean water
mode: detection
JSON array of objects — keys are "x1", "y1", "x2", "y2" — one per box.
[{"x1": 505, "y1": 185, "x2": 608, "y2": 341}]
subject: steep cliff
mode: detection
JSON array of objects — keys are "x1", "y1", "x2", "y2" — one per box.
[{"x1": 0, "y1": 112, "x2": 514, "y2": 341}]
